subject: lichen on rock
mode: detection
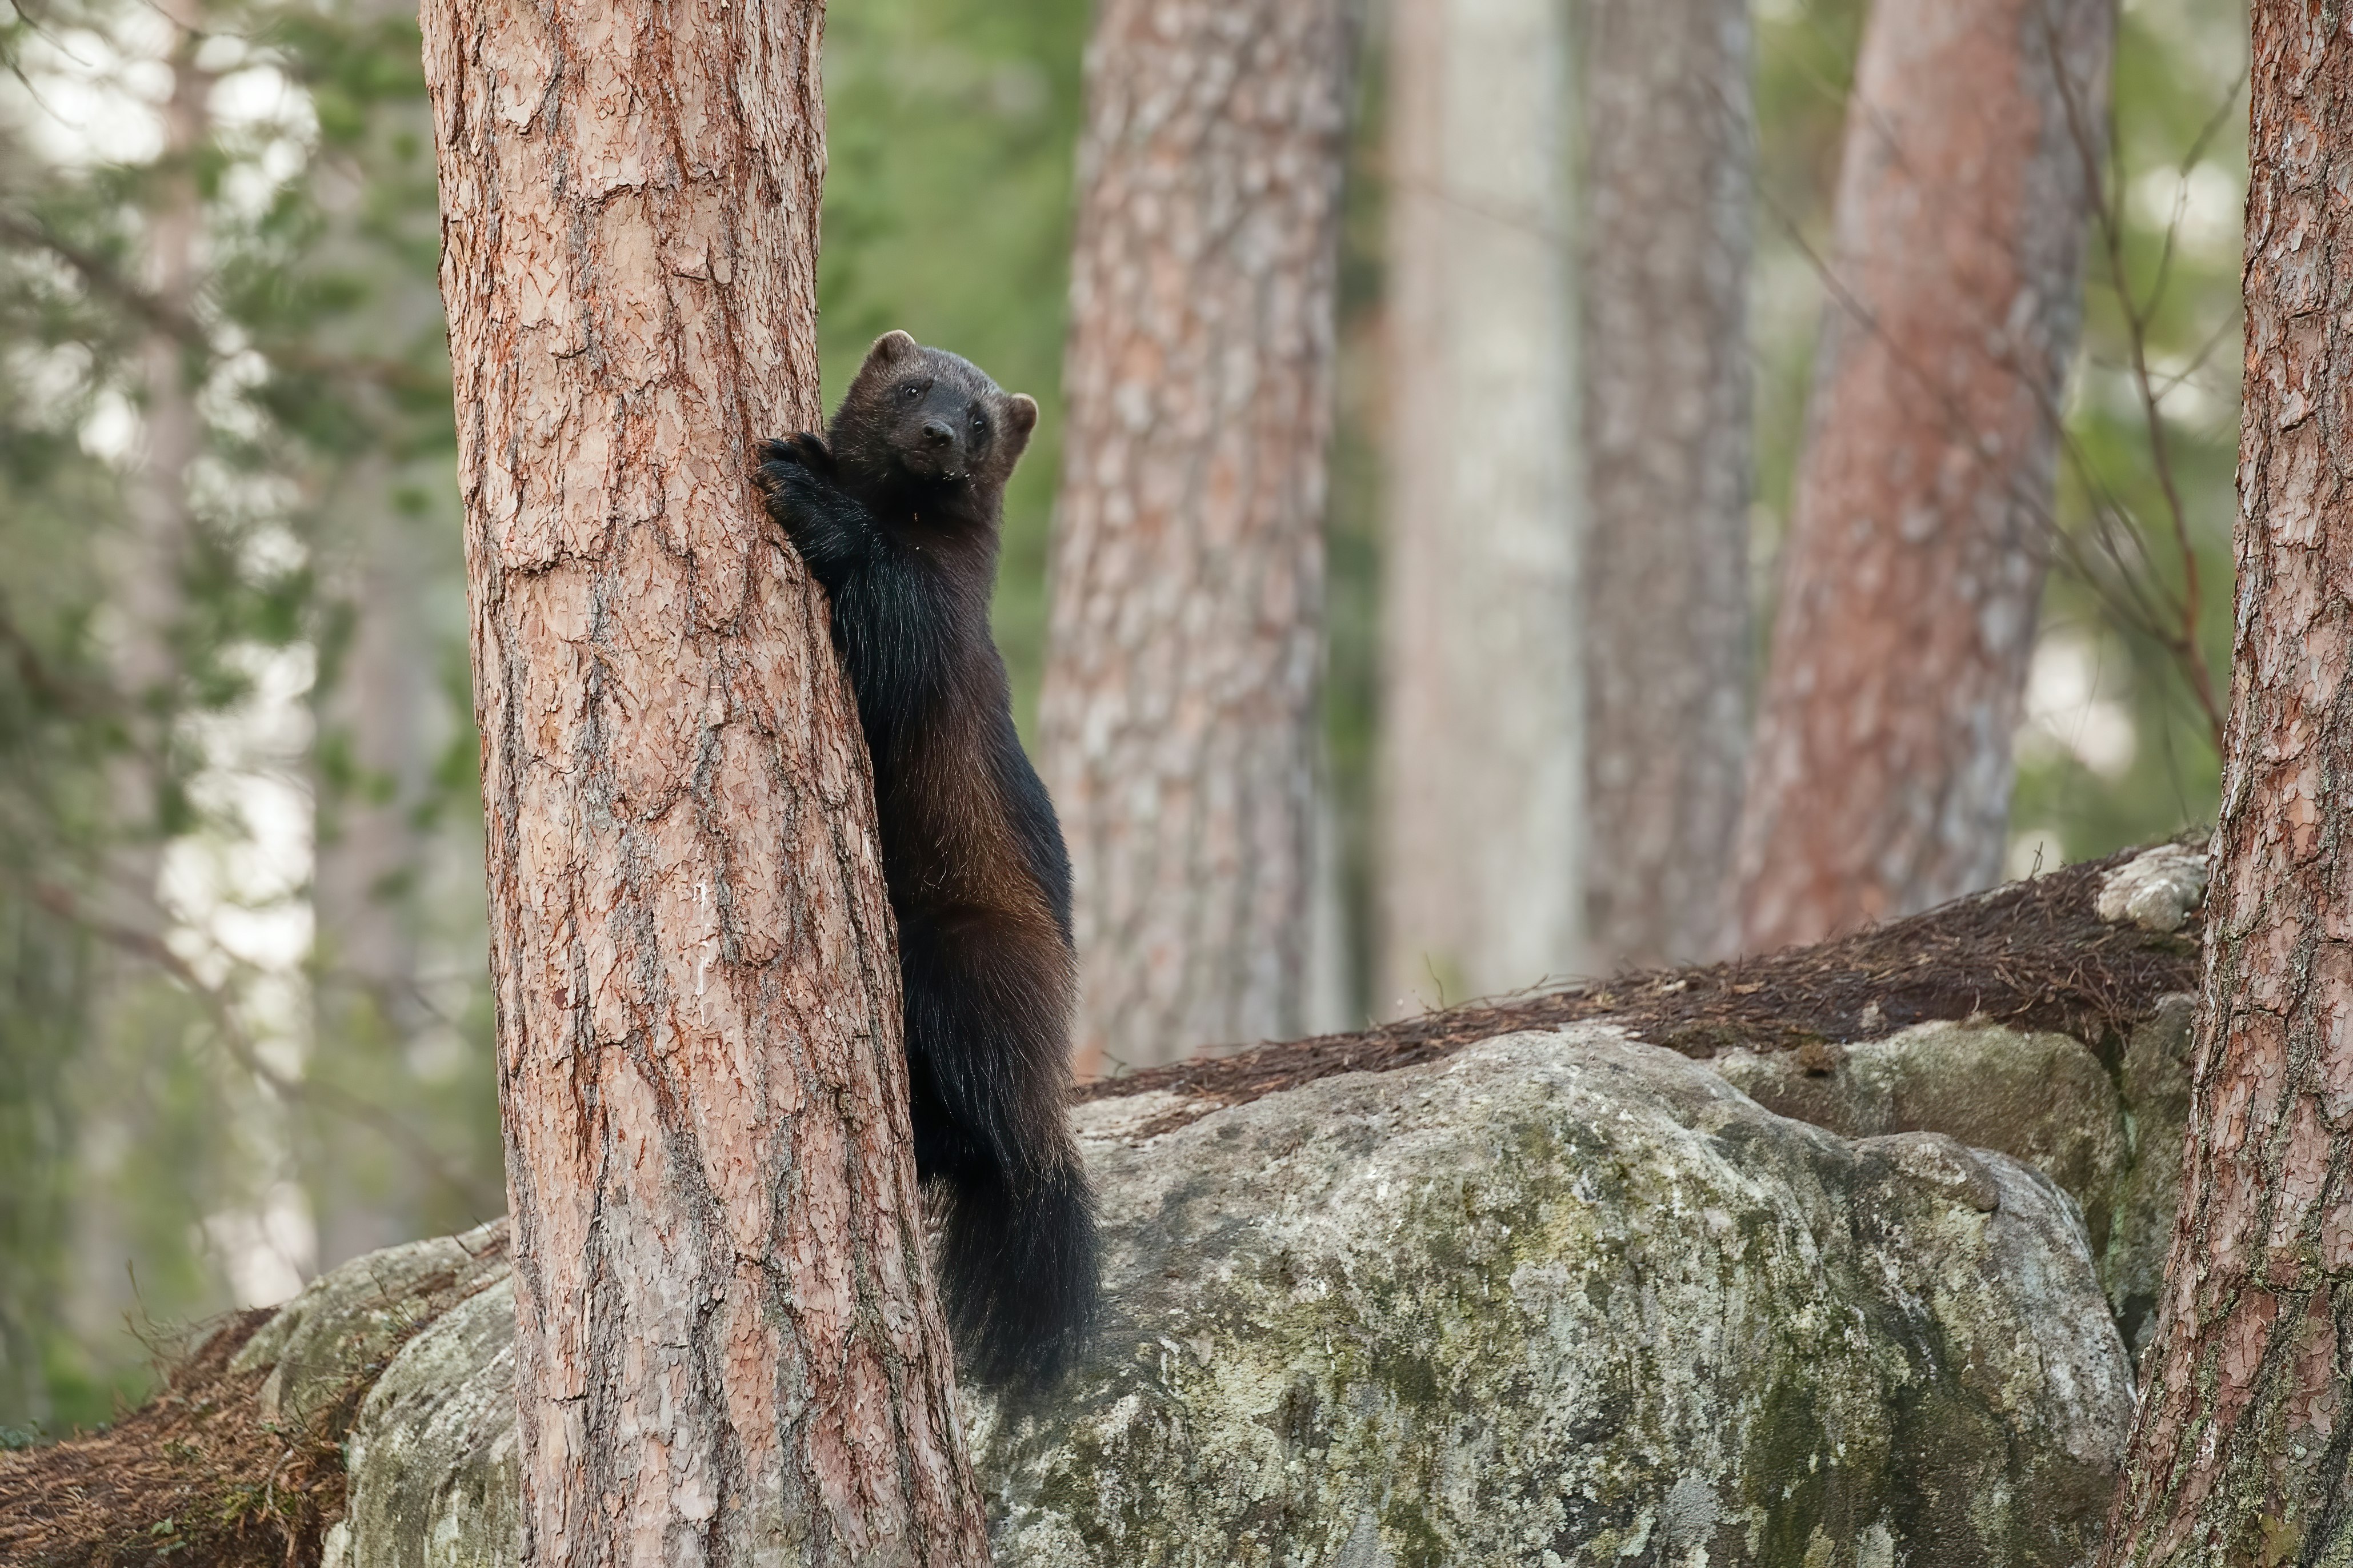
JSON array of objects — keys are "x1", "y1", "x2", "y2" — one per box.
[
  {"x1": 266, "y1": 1028, "x2": 2128, "y2": 1566},
  {"x1": 1707, "y1": 997, "x2": 2194, "y2": 1356}
]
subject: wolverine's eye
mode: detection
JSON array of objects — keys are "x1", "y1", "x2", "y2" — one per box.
[
  {"x1": 970, "y1": 413, "x2": 987, "y2": 434},
  {"x1": 900, "y1": 382, "x2": 923, "y2": 401}
]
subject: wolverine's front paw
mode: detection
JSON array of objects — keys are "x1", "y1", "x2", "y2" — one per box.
[
  {"x1": 754, "y1": 434, "x2": 840, "y2": 534},
  {"x1": 756, "y1": 432, "x2": 835, "y2": 476}
]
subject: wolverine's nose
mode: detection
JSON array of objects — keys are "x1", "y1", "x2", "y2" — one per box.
[{"x1": 921, "y1": 419, "x2": 954, "y2": 448}]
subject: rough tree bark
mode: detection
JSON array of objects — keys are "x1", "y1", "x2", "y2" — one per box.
[
  {"x1": 1728, "y1": 0, "x2": 2114, "y2": 953},
  {"x1": 2099, "y1": 9, "x2": 2353, "y2": 1559},
  {"x1": 1579, "y1": 0, "x2": 1754, "y2": 973},
  {"x1": 419, "y1": 2, "x2": 989, "y2": 1561},
  {"x1": 1039, "y1": 0, "x2": 1356, "y2": 1075},
  {"x1": 1380, "y1": 0, "x2": 1582, "y2": 1013}
]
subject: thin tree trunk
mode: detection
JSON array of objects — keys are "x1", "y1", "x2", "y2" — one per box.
[
  {"x1": 70, "y1": 0, "x2": 213, "y2": 1367},
  {"x1": 1380, "y1": 0, "x2": 1582, "y2": 1014},
  {"x1": 2099, "y1": 9, "x2": 2353, "y2": 1558},
  {"x1": 1578, "y1": 0, "x2": 1753, "y2": 973},
  {"x1": 306, "y1": 0, "x2": 457, "y2": 1269},
  {"x1": 1039, "y1": 0, "x2": 1356, "y2": 1076},
  {"x1": 105, "y1": 6, "x2": 210, "y2": 916},
  {"x1": 419, "y1": 2, "x2": 989, "y2": 1559},
  {"x1": 309, "y1": 484, "x2": 439, "y2": 1266},
  {"x1": 1728, "y1": 0, "x2": 2114, "y2": 953}
]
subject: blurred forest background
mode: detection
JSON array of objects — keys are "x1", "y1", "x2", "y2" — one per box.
[{"x1": 0, "y1": 0, "x2": 2245, "y2": 1433}]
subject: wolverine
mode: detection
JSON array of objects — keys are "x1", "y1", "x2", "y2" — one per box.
[{"x1": 754, "y1": 330, "x2": 1095, "y2": 1391}]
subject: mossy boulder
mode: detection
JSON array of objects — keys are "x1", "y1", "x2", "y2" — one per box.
[
  {"x1": 275, "y1": 1027, "x2": 2130, "y2": 1566},
  {"x1": 1707, "y1": 996, "x2": 2192, "y2": 1356}
]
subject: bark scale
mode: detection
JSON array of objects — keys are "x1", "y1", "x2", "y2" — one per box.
[
  {"x1": 1039, "y1": 0, "x2": 1356, "y2": 1074},
  {"x1": 1578, "y1": 0, "x2": 1754, "y2": 973},
  {"x1": 1380, "y1": 0, "x2": 1582, "y2": 1013},
  {"x1": 419, "y1": 2, "x2": 989, "y2": 1561},
  {"x1": 1729, "y1": 0, "x2": 2114, "y2": 953},
  {"x1": 2100, "y1": 10, "x2": 2353, "y2": 1560}
]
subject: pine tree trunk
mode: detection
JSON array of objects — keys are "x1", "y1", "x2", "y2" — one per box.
[
  {"x1": 1039, "y1": 0, "x2": 1356, "y2": 1075},
  {"x1": 1579, "y1": 0, "x2": 1753, "y2": 973},
  {"x1": 1728, "y1": 0, "x2": 2114, "y2": 953},
  {"x1": 2099, "y1": 9, "x2": 2353, "y2": 1558},
  {"x1": 1380, "y1": 0, "x2": 1582, "y2": 1013},
  {"x1": 419, "y1": 2, "x2": 990, "y2": 1559}
]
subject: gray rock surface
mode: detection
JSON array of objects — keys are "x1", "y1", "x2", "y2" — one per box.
[
  {"x1": 272, "y1": 1028, "x2": 2134, "y2": 1567},
  {"x1": 231, "y1": 1219, "x2": 510, "y2": 1430},
  {"x1": 2093, "y1": 843, "x2": 2208, "y2": 933},
  {"x1": 1707, "y1": 997, "x2": 2194, "y2": 1354}
]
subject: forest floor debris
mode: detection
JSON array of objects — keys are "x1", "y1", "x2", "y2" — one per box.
[
  {"x1": 0, "y1": 1310, "x2": 350, "y2": 1568},
  {"x1": 1083, "y1": 842, "x2": 2204, "y2": 1114}
]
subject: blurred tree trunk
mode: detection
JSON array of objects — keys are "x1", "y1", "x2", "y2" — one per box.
[
  {"x1": 2098, "y1": 10, "x2": 2353, "y2": 1558},
  {"x1": 1380, "y1": 0, "x2": 1581, "y2": 1014},
  {"x1": 1579, "y1": 0, "x2": 1753, "y2": 973},
  {"x1": 419, "y1": 2, "x2": 989, "y2": 1559},
  {"x1": 306, "y1": 0, "x2": 451, "y2": 1269},
  {"x1": 103, "y1": 7, "x2": 210, "y2": 925},
  {"x1": 309, "y1": 501, "x2": 437, "y2": 1266},
  {"x1": 1728, "y1": 0, "x2": 2114, "y2": 953},
  {"x1": 69, "y1": 0, "x2": 214, "y2": 1379},
  {"x1": 1039, "y1": 0, "x2": 1356, "y2": 1074}
]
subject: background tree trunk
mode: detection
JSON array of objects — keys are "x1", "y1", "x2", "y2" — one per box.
[
  {"x1": 1578, "y1": 0, "x2": 1754, "y2": 974},
  {"x1": 1728, "y1": 0, "x2": 2114, "y2": 953},
  {"x1": 69, "y1": 0, "x2": 214, "y2": 1385},
  {"x1": 102, "y1": 6, "x2": 209, "y2": 923},
  {"x1": 2099, "y1": 9, "x2": 2353, "y2": 1558},
  {"x1": 1039, "y1": 0, "x2": 1356, "y2": 1076},
  {"x1": 306, "y1": 0, "x2": 459, "y2": 1265},
  {"x1": 309, "y1": 494, "x2": 440, "y2": 1265},
  {"x1": 1379, "y1": 0, "x2": 1582, "y2": 1014},
  {"x1": 419, "y1": 2, "x2": 989, "y2": 1559}
]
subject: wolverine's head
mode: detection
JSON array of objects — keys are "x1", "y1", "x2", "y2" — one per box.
[{"x1": 831, "y1": 330, "x2": 1039, "y2": 491}]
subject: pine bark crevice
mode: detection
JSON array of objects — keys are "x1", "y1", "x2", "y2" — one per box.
[
  {"x1": 419, "y1": 0, "x2": 989, "y2": 1558},
  {"x1": 1730, "y1": 0, "x2": 2115, "y2": 953},
  {"x1": 1040, "y1": 0, "x2": 1357, "y2": 1074},
  {"x1": 2099, "y1": 7, "x2": 2353, "y2": 1560}
]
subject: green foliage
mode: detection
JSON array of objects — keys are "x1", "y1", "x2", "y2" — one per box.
[
  {"x1": 2019, "y1": 0, "x2": 2246, "y2": 863},
  {"x1": 0, "y1": 0, "x2": 494, "y2": 1429}
]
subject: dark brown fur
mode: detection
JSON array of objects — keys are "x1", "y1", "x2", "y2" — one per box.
[{"x1": 753, "y1": 331, "x2": 1095, "y2": 1390}]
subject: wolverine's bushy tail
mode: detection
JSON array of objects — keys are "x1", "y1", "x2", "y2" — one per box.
[{"x1": 932, "y1": 1155, "x2": 1098, "y2": 1394}]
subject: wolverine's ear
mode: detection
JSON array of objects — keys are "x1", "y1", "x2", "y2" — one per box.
[
  {"x1": 866, "y1": 330, "x2": 920, "y2": 369},
  {"x1": 1006, "y1": 393, "x2": 1039, "y2": 454}
]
